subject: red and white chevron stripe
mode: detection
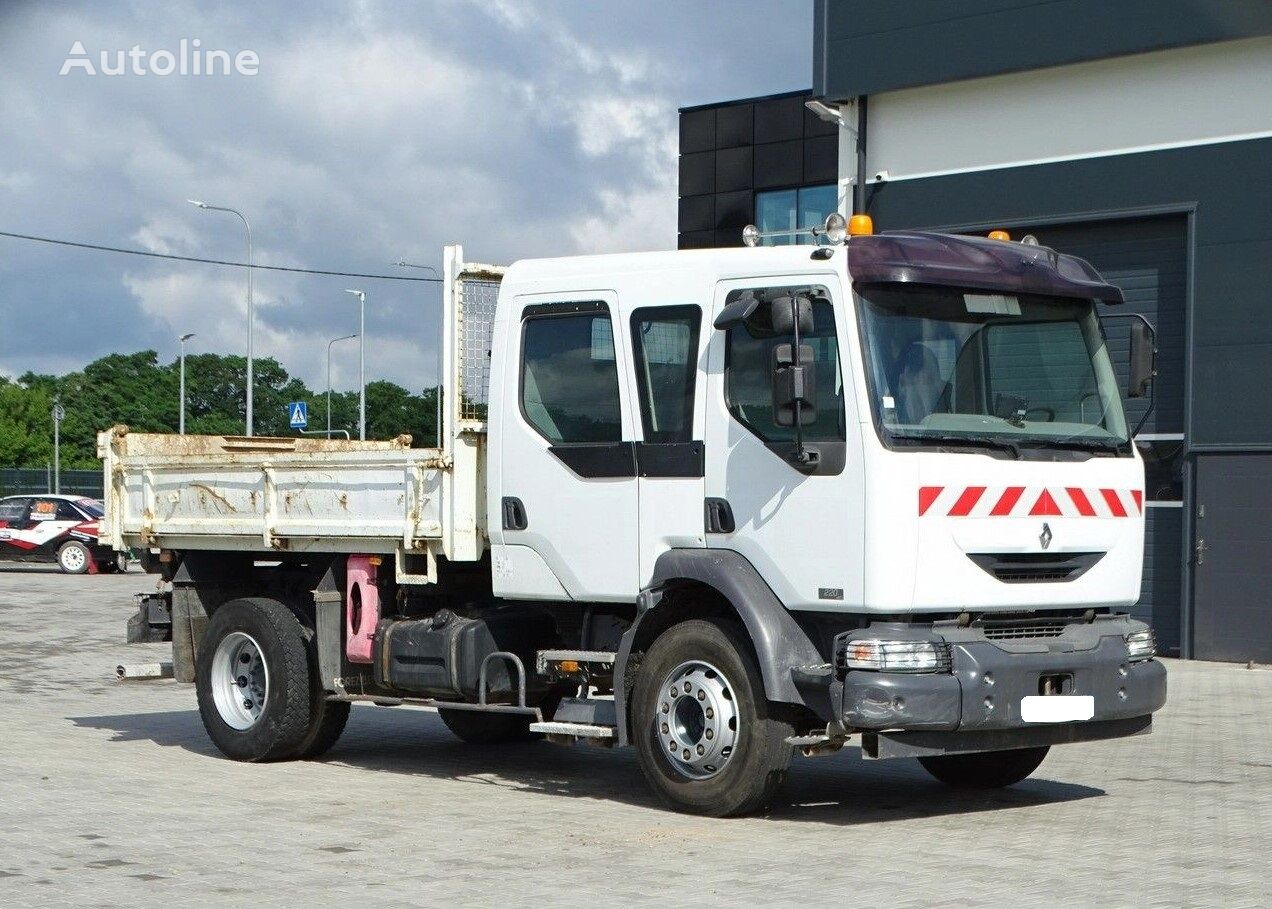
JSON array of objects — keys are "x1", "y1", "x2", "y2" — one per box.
[{"x1": 919, "y1": 485, "x2": 1143, "y2": 518}]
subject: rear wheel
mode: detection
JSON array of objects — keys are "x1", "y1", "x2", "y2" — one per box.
[
  {"x1": 632, "y1": 619, "x2": 793, "y2": 817},
  {"x1": 57, "y1": 540, "x2": 92, "y2": 574},
  {"x1": 196, "y1": 597, "x2": 345, "y2": 761},
  {"x1": 919, "y1": 746, "x2": 1050, "y2": 788}
]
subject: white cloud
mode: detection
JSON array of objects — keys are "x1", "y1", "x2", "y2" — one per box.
[{"x1": 0, "y1": 1, "x2": 813, "y2": 388}]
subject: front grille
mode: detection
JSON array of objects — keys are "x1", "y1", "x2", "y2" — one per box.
[
  {"x1": 967, "y1": 551, "x2": 1104, "y2": 584},
  {"x1": 981, "y1": 619, "x2": 1069, "y2": 641}
]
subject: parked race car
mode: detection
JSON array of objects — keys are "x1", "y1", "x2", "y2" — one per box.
[{"x1": 0, "y1": 494, "x2": 122, "y2": 574}]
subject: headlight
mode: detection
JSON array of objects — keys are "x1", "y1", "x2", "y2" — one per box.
[
  {"x1": 840, "y1": 639, "x2": 950, "y2": 673},
  {"x1": 1125, "y1": 629, "x2": 1156, "y2": 661}
]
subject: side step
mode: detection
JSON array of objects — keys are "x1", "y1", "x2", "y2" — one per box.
[{"x1": 529, "y1": 721, "x2": 615, "y2": 745}]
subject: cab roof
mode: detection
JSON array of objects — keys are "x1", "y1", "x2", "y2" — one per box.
[{"x1": 505, "y1": 232, "x2": 1123, "y2": 304}]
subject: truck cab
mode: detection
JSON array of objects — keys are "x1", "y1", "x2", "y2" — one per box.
[{"x1": 106, "y1": 226, "x2": 1166, "y2": 817}]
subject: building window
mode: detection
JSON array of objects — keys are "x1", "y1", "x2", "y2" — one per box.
[
  {"x1": 521, "y1": 307, "x2": 622, "y2": 444},
  {"x1": 755, "y1": 185, "x2": 838, "y2": 245}
]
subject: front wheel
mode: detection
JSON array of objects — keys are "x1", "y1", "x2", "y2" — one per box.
[
  {"x1": 919, "y1": 746, "x2": 1050, "y2": 788},
  {"x1": 632, "y1": 619, "x2": 793, "y2": 817}
]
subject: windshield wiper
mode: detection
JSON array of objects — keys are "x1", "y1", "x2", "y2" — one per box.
[
  {"x1": 1041, "y1": 436, "x2": 1126, "y2": 454},
  {"x1": 889, "y1": 431, "x2": 1022, "y2": 460}
]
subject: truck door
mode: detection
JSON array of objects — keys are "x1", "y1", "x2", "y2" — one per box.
[
  {"x1": 496, "y1": 295, "x2": 640, "y2": 601},
  {"x1": 626, "y1": 305, "x2": 708, "y2": 583},
  {"x1": 703, "y1": 277, "x2": 864, "y2": 610}
]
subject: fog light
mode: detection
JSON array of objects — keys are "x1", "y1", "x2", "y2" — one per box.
[
  {"x1": 1125, "y1": 629, "x2": 1156, "y2": 662},
  {"x1": 842, "y1": 639, "x2": 950, "y2": 673}
]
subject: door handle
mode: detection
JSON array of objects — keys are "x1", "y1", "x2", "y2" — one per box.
[
  {"x1": 704, "y1": 498, "x2": 735, "y2": 534},
  {"x1": 1194, "y1": 537, "x2": 1207, "y2": 566},
  {"x1": 502, "y1": 496, "x2": 528, "y2": 531}
]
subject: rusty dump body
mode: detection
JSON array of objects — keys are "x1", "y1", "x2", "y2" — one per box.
[{"x1": 97, "y1": 424, "x2": 485, "y2": 572}]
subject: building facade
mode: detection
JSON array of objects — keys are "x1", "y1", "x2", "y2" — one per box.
[{"x1": 679, "y1": 0, "x2": 1272, "y2": 662}]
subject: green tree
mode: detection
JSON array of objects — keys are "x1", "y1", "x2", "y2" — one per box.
[
  {"x1": 0, "y1": 377, "x2": 54, "y2": 467},
  {"x1": 0, "y1": 351, "x2": 440, "y2": 469}
]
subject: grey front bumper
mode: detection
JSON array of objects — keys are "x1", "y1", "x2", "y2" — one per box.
[{"x1": 837, "y1": 623, "x2": 1167, "y2": 756}]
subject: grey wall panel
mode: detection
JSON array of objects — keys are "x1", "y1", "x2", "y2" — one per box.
[
  {"x1": 714, "y1": 146, "x2": 753, "y2": 193},
  {"x1": 680, "y1": 108, "x2": 716, "y2": 154},
  {"x1": 813, "y1": 0, "x2": 1272, "y2": 100},
  {"x1": 755, "y1": 139, "x2": 804, "y2": 189},
  {"x1": 678, "y1": 195, "x2": 714, "y2": 234},
  {"x1": 678, "y1": 151, "x2": 714, "y2": 197},
  {"x1": 865, "y1": 136, "x2": 1272, "y2": 448},
  {"x1": 755, "y1": 96, "x2": 805, "y2": 144},
  {"x1": 715, "y1": 103, "x2": 754, "y2": 149}
]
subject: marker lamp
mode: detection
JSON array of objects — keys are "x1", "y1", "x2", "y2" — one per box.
[
  {"x1": 1125, "y1": 629, "x2": 1156, "y2": 662},
  {"x1": 840, "y1": 639, "x2": 951, "y2": 673}
]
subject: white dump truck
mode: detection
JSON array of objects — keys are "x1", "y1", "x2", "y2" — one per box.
[{"x1": 102, "y1": 223, "x2": 1166, "y2": 815}]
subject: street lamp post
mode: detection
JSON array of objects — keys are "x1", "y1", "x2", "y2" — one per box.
[
  {"x1": 326, "y1": 333, "x2": 357, "y2": 436},
  {"x1": 51, "y1": 398, "x2": 64, "y2": 494},
  {"x1": 393, "y1": 259, "x2": 442, "y2": 447},
  {"x1": 188, "y1": 199, "x2": 253, "y2": 436},
  {"x1": 178, "y1": 332, "x2": 196, "y2": 435},
  {"x1": 344, "y1": 289, "x2": 367, "y2": 441}
]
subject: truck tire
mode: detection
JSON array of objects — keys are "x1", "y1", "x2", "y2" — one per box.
[
  {"x1": 631, "y1": 618, "x2": 793, "y2": 817},
  {"x1": 196, "y1": 597, "x2": 327, "y2": 762},
  {"x1": 57, "y1": 540, "x2": 92, "y2": 574},
  {"x1": 437, "y1": 709, "x2": 540, "y2": 745},
  {"x1": 918, "y1": 746, "x2": 1050, "y2": 788},
  {"x1": 297, "y1": 697, "x2": 351, "y2": 759}
]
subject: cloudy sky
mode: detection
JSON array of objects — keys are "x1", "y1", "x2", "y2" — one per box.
[{"x1": 0, "y1": 0, "x2": 812, "y2": 393}]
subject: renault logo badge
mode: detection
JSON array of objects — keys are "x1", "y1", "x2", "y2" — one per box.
[{"x1": 1039, "y1": 522, "x2": 1053, "y2": 550}]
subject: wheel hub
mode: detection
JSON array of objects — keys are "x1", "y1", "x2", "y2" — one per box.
[
  {"x1": 655, "y1": 660, "x2": 738, "y2": 779},
  {"x1": 211, "y1": 632, "x2": 269, "y2": 730}
]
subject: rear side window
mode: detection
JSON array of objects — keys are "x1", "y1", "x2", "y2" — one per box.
[
  {"x1": 0, "y1": 499, "x2": 28, "y2": 523},
  {"x1": 521, "y1": 305, "x2": 622, "y2": 443},
  {"x1": 630, "y1": 306, "x2": 701, "y2": 443}
]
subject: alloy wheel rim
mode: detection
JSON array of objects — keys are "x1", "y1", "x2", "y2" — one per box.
[
  {"x1": 210, "y1": 632, "x2": 269, "y2": 730},
  {"x1": 61, "y1": 546, "x2": 86, "y2": 571},
  {"x1": 654, "y1": 659, "x2": 739, "y2": 780}
]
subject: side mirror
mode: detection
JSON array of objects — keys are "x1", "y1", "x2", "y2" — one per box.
[
  {"x1": 772, "y1": 342, "x2": 818, "y2": 427},
  {"x1": 1128, "y1": 319, "x2": 1156, "y2": 399},
  {"x1": 770, "y1": 294, "x2": 814, "y2": 336},
  {"x1": 713, "y1": 290, "x2": 761, "y2": 330}
]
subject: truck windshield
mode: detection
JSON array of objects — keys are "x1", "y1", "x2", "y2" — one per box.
[{"x1": 856, "y1": 283, "x2": 1130, "y2": 453}]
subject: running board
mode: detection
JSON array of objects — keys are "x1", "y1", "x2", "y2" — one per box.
[{"x1": 529, "y1": 721, "x2": 616, "y2": 745}]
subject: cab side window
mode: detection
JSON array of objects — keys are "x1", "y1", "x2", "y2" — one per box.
[
  {"x1": 520, "y1": 304, "x2": 622, "y2": 444},
  {"x1": 630, "y1": 306, "x2": 701, "y2": 443},
  {"x1": 723, "y1": 285, "x2": 845, "y2": 446}
]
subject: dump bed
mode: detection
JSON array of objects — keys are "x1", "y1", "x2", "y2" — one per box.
[
  {"x1": 97, "y1": 245, "x2": 504, "y2": 578},
  {"x1": 98, "y1": 429, "x2": 458, "y2": 556}
]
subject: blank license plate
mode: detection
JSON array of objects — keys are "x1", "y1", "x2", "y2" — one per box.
[{"x1": 1020, "y1": 695, "x2": 1094, "y2": 723}]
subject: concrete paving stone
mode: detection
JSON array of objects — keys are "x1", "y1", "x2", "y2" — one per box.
[{"x1": 0, "y1": 564, "x2": 1270, "y2": 906}]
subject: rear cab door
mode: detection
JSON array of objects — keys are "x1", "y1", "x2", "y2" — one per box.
[{"x1": 494, "y1": 292, "x2": 640, "y2": 601}]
